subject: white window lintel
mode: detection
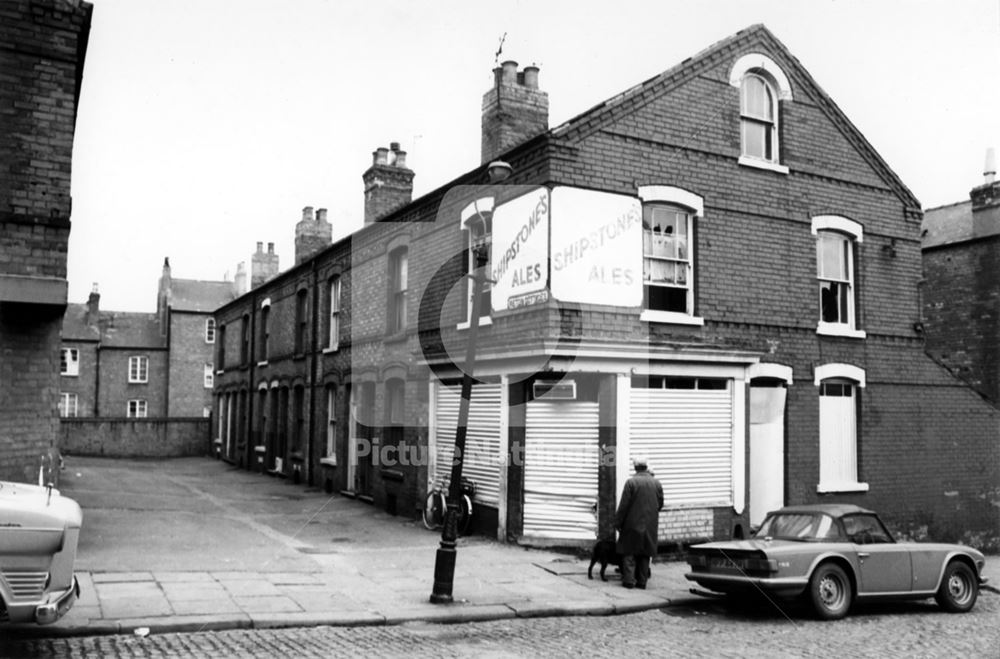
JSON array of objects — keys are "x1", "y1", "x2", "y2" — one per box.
[
  {"x1": 729, "y1": 53, "x2": 793, "y2": 100},
  {"x1": 637, "y1": 186, "x2": 704, "y2": 217},
  {"x1": 748, "y1": 363, "x2": 794, "y2": 384},
  {"x1": 811, "y1": 215, "x2": 864, "y2": 243},
  {"x1": 460, "y1": 197, "x2": 495, "y2": 227},
  {"x1": 814, "y1": 363, "x2": 866, "y2": 388}
]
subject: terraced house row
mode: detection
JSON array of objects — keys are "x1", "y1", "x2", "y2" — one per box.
[{"x1": 211, "y1": 25, "x2": 1000, "y2": 548}]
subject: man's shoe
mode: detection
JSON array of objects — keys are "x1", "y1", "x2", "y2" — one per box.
[
  {"x1": 623, "y1": 583, "x2": 635, "y2": 589},
  {"x1": 636, "y1": 583, "x2": 646, "y2": 590}
]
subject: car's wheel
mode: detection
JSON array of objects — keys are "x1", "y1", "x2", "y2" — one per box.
[
  {"x1": 935, "y1": 561, "x2": 978, "y2": 613},
  {"x1": 809, "y1": 562, "x2": 852, "y2": 620}
]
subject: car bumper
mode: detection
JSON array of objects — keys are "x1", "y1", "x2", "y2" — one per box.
[
  {"x1": 685, "y1": 571, "x2": 809, "y2": 596},
  {"x1": 35, "y1": 577, "x2": 79, "y2": 625}
]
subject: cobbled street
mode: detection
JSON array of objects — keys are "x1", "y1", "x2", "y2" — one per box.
[{"x1": 4, "y1": 592, "x2": 998, "y2": 658}]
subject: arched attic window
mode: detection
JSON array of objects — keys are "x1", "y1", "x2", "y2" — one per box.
[{"x1": 729, "y1": 53, "x2": 792, "y2": 174}]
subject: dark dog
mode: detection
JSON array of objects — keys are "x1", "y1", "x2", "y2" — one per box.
[{"x1": 587, "y1": 539, "x2": 621, "y2": 581}]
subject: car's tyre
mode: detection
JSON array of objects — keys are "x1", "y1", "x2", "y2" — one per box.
[
  {"x1": 809, "y1": 562, "x2": 852, "y2": 620},
  {"x1": 935, "y1": 561, "x2": 978, "y2": 613}
]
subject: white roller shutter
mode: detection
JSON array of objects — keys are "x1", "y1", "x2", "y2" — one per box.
[
  {"x1": 523, "y1": 400, "x2": 599, "y2": 540},
  {"x1": 434, "y1": 382, "x2": 502, "y2": 506},
  {"x1": 630, "y1": 385, "x2": 733, "y2": 507}
]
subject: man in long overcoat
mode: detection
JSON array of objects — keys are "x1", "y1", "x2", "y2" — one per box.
[{"x1": 615, "y1": 457, "x2": 663, "y2": 589}]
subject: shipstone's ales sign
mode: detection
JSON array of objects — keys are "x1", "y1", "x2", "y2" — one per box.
[
  {"x1": 550, "y1": 187, "x2": 642, "y2": 306},
  {"x1": 491, "y1": 187, "x2": 550, "y2": 311}
]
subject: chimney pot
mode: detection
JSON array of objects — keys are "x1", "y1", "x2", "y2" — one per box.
[
  {"x1": 390, "y1": 141, "x2": 400, "y2": 152},
  {"x1": 302, "y1": 206, "x2": 314, "y2": 222},
  {"x1": 523, "y1": 65, "x2": 539, "y2": 89},
  {"x1": 985, "y1": 147, "x2": 996, "y2": 185},
  {"x1": 374, "y1": 147, "x2": 389, "y2": 166},
  {"x1": 316, "y1": 208, "x2": 328, "y2": 222},
  {"x1": 267, "y1": 242, "x2": 274, "y2": 254},
  {"x1": 256, "y1": 241, "x2": 263, "y2": 253},
  {"x1": 394, "y1": 150, "x2": 407, "y2": 169},
  {"x1": 501, "y1": 60, "x2": 518, "y2": 83}
]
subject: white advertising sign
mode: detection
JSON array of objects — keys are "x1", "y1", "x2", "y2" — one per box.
[
  {"x1": 490, "y1": 187, "x2": 550, "y2": 312},
  {"x1": 550, "y1": 186, "x2": 642, "y2": 306}
]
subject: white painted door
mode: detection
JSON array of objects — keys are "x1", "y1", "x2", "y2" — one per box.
[{"x1": 749, "y1": 383, "x2": 786, "y2": 527}]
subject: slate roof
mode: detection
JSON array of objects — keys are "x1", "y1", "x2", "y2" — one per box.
[
  {"x1": 922, "y1": 201, "x2": 975, "y2": 249},
  {"x1": 168, "y1": 279, "x2": 236, "y2": 313},
  {"x1": 60, "y1": 304, "x2": 164, "y2": 349}
]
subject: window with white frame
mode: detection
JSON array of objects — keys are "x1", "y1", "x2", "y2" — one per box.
[
  {"x1": 127, "y1": 399, "x2": 148, "y2": 418},
  {"x1": 812, "y1": 216, "x2": 865, "y2": 338},
  {"x1": 205, "y1": 318, "x2": 216, "y2": 343},
  {"x1": 461, "y1": 197, "x2": 493, "y2": 325},
  {"x1": 128, "y1": 355, "x2": 148, "y2": 383},
  {"x1": 59, "y1": 392, "x2": 78, "y2": 417},
  {"x1": 295, "y1": 289, "x2": 308, "y2": 354},
  {"x1": 740, "y1": 73, "x2": 778, "y2": 163},
  {"x1": 204, "y1": 363, "x2": 214, "y2": 388},
  {"x1": 326, "y1": 385, "x2": 337, "y2": 461},
  {"x1": 328, "y1": 277, "x2": 341, "y2": 350},
  {"x1": 259, "y1": 304, "x2": 270, "y2": 362},
  {"x1": 61, "y1": 348, "x2": 79, "y2": 376},
  {"x1": 643, "y1": 204, "x2": 693, "y2": 315},
  {"x1": 729, "y1": 53, "x2": 792, "y2": 173},
  {"x1": 815, "y1": 364, "x2": 868, "y2": 493},
  {"x1": 388, "y1": 247, "x2": 408, "y2": 334},
  {"x1": 636, "y1": 186, "x2": 704, "y2": 325}
]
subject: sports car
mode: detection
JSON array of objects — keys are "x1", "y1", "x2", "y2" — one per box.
[{"x1": 685, "y1": 503, "x2": 987, "y2": 620}]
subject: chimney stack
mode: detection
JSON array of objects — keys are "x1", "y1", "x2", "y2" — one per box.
[
  {"x1": 86, "y1": 282, "x2": 100, "y2": 326},
  {"x1": 362, "y1": 142, "x2": 415, "y2": 224},
  {"x1": 251, "y1": 240, "x2": 281, "y2": 288},
  {"x1": 481, "y1": 61, "x2": 548, "y2": 164},
  {"x1": 234, "y1": 262, "x2": 247, "y2": 296},
  {"x1": 971, "y1": 147, "x2": 1000, "y2": 238},
  {"x1": 295, "y1": 204, "x2": 332, "y2": 264}
]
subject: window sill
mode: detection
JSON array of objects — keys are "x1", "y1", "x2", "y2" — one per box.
[
  {"x1": 257, "y1": 361, "x2": 268, "y2": 368},
  {"x1": 640, "y1": 310, "x2": 705, "y2": 326},
  {"x1": 817, "y1": 481, "x2": 869, "y2": 494},
  {"x1": 738, "y1": 156, "x2": 789, "y2": 175},
  {"x1": 456, "y1": 316, "x2": 493, "y2": 331},
  {"x1": 127, "y1": 381, "x2": 148, "y2": 385},
  {"x1": 319, "y1": 457, "x2": 337, "y2": 467},
  {"x1": 383, "y1": 330, "x2": 408, "y2": 344},
  {"x1": 816, "y1": 323, "x2": 866, "y2": 339},
  {"x1": 322, "y1": 346, "x2": 339, "y2": 354}
]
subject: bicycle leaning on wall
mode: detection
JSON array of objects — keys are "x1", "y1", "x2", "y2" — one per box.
[{"x1": 422, "y1": 477, "x2": 475, "y2": 535}]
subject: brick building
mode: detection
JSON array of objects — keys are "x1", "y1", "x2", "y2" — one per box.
[
  {"x1": 60, "y1": 258, "x2": 245, "y2": 421},
  {"x1": 213, "y1": 25, "x2": 1000, "y2": 548},
  {"x1": 0, "y1": 0, "x2": 93, "y2": 483},
  {"x1": 922, "y1": 151, "x2": 1000, "y2": 410}
]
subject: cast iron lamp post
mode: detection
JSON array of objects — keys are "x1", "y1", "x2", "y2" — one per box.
[{"x1": 430, "y1": 162, "x2": 508, "y2": 604}]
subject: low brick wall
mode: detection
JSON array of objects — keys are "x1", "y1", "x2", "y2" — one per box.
[{"x1": 60, "y1": 418, "x2": 211, "y2": 458}]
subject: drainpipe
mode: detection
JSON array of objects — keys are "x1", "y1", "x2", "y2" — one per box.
[{"x1": 306, "y1": 258, "x2": 320, "y2": 486}]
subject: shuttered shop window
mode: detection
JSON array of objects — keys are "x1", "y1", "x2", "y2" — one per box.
[
  {"x1": 629, "y1": 378, "x2": 733, "y2": 507},
  {"x1": 434, "y1": 382, "x2": 502, "y2": 506}
]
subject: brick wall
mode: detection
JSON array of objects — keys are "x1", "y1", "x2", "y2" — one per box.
[
  {"x1": 61, "y1": 418, "x2": 211, "y2": 458},
  {"x1": 0, "y1": 0, "x2": 92, "y2": 483},
  {"x1": 97, "y1": 349, "x2": 169, "y2": 417},
  {"x1": 923, "y1": 238, "x2": 1000, "y2": 403},
  {"x1": 168, "y1": 312, "x2": 215, "y2": 416},
  {"x1": 59, "y1": 339, "x2": 99, "y2": 416}
]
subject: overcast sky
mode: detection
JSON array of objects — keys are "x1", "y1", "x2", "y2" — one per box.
[{"x1": 68, "y1": 0, "x2": 1000, "y2": 312}]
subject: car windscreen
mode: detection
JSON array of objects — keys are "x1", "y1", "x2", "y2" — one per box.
[{"x1": 757, "y1": 513, "x2": 839, "y2": 541}]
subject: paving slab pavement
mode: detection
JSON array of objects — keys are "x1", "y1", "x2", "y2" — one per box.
[{"x1": 6, "y1": 456, "x2": 998, "y2": 637}]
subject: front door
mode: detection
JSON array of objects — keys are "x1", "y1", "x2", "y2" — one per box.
[{"x1": 749, "y1": 380, "x2": 786, "y2": 527}]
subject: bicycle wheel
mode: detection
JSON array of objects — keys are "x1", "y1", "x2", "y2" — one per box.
[
  {"x1": 422, "y1": 490, "x2": 445, "y2": 530},
  {"x1": 457, "y1": 493, "x2": 473, "y2": 535}
]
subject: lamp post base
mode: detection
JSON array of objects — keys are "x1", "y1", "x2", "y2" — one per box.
[{"x1": 430, "y1": 506, "x2": 460, "y2": 603}]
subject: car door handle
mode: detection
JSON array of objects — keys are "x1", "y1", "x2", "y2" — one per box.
[{"x1": 858, "y1": 552, "x2": 871, "y2": 559}]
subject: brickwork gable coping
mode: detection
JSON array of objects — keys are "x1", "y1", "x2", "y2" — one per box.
[{"x1": 548, "y1": 23, "x2": 921, "y2": 215}]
